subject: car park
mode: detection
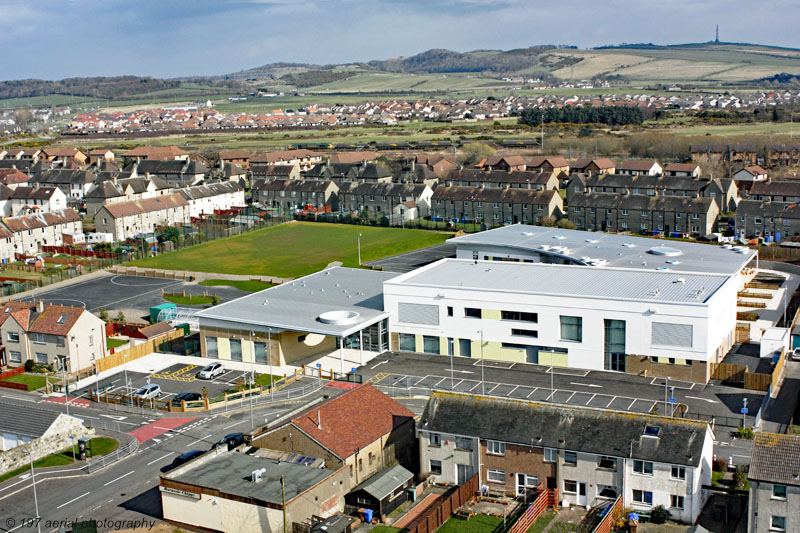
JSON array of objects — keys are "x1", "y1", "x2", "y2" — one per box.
[
  {"x1": 172, "y1": 392, "x2": 202, "y2": 407},
  {"x1": 198, "y1": 362, "x2": 225, "y2": 380},
  {"x1": 134, "y1": 383, "x2": 161, "y2": 399},
  {"x1": 171, "y1": 450, "x2": 204, "y2": 469},
  {"x1": 212, "y1": 433, "x2": 246, "y2": 451}
]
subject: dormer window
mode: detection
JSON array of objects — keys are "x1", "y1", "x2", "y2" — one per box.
[{"x1": 643, "y1": 425, "x2": 660, "y2": 438}]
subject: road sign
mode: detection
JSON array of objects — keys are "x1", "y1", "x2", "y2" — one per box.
[
  {"x1": 740, "y1": 408, "x2": 749, "y2": 414},
  {"x1": 669, "y1": 398, "x2": 676, "y2": 403}
]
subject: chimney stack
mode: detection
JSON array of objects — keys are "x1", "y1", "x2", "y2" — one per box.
[
  {"x1": 36, "y1": 299, "x2": 44, "y2": 313},
  {"x1": 317, "y1": 410, "x2": 322, "y2": 430}
]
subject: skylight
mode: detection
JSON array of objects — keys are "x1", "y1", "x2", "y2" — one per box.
[
  {"x1": 643, "y1": 425, "x2": 661, "y2": 438},
  {"x1": 56, "y1": 314, "x2": 68, "y2": 324}
]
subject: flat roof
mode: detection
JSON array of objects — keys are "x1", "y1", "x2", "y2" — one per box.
[
  {"x1": 448, "y1": 224, "x2": 755, "y2": 276},
  {"x1": 387, "y1": 259, "x2": 728, "y2": 305},
  {"x1": 196, "y1": 267, "x2": 396, "y2": 336},
  {"x1": 164, "y1": 453, "x2": 336, "y2": 506}
]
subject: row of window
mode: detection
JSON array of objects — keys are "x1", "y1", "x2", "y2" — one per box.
[
  {"x1": 572, "y1": 207, "x2": 701, "y2": 219},
  {"x1": 7, "y1": 331, "x2": 70, "y2": 346},
  {"x1": 435, "y1": 200, "x2": 545, "y2": 210}
]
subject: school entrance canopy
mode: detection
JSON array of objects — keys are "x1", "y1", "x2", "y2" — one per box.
[{"x1": 195, "y1": 267, "x2": 397, "y2": 373}]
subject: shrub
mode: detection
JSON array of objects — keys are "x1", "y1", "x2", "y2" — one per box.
[
  {"x1": 733, "y1": 467, "x2": 748, "y2": 489},
  {"x1": 24, "y1": 359, "x2": 35, "y2": 372},
  {"x1": 737, "y1": 426, "x2": 755, "y2": 440},
  {"x1": 650, "y1": 505, "x2": 669, "y2": 524},
  {"x1": 713, "y1": 458, "x2": 727, "y2": 472}
]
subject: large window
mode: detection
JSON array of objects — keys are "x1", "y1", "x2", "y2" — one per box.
[
  {"x1": 487, "y1": 469, "x2": 506, "y2": 484},
  {"x1": 670, "y1": 495, "x2": 684, "y2": 510},
  {"x1": 633, "y1": 490, "x2": 653, "y2": 505},
  {"x1": 429, "y1": 432, "x2": 441, "y2": 446},
  {"x1": 560, "y1": 316, "x2": 582, "y2": 342},
  {"x1": 671, "y1": 466, "x2": 686, "y2": 480},
  {"x1": 544, "y1": 448, "x2": 557, "y2": 462},
  {"x1": 771, "y1": 516, "x2": 786, "y2": 531},
  {"x1": 422, "y1": 336, "x2": 440, "y2": 354},
  {"x1": 564, "y1": 451, "x2": 577, "y2": 465},
  {"x1": 32, "y1": 333, "x2": 46, "y2": 344},
  {"x1": 7, "y1": 332, "x2": 19, "y2": 343},
  {"x1": 564, "y1": 480, "x2": 577, "y2": 494},
  {"x1": 9, "y1": 351, "x2": 20, "y2": 363},
  {"x1": 598, "y1": 456, "x2": 616, "y2": 470},
  {"x1": 487, "y1": 441, "x2": 506, "y2": 455},
  {"x1": 206, "y1": 336, "x2": 218, "y2": 359},
  {"x1": 35, "y1": 352, "x2": 47, "y2": 364},
  {"x1": 604, "y1": 319, "x2": 626, "y2": 372},
  {"x1": 430, "y1": 460, "x2": 442, "y2": 475},
  {"x1": 501, "y1": 310, "x2": 537, "y2": 323},
  {"x1": 773, "y1": 484, "x2": 787, "y2": 499},
  {"x1": 465, "y1": 308, "x2": 481, "y2": 319},
  {"x1": 254, "y1": 342, "x2": 268, "y2": 365},
  {"x1": 455, "y1": 437, "x2": 473, "y2": 451},
  {"x1": 229, "y1": 339, "x2": 242, "y2": 361},
  {"x1": 633, "y1": 460, "x2": 653, "y2": 475},
  {"x1": 399, "y1": 333, "x2": 416, "y2": 352},
  {"x1": 651, "y1": 322, "x2": 693, "y2": 348}
]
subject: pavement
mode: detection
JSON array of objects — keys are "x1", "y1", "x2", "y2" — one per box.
[
  {"x1": 10, "y1": 272, "x2": 248, "y2": 319},
  {"x1": 759, "y1": 359, "x2": 800, "y2": 434},
  {"x1": 364, "y1": 243, "x2": 456, "y2": 273}
]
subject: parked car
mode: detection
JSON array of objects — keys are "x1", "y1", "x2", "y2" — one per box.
[
  {"x1": 198, "y1": 362, "x2": 225, "y2": 380},
  {"x1": 212, "y1": 433, "x2": 246, "y2": 451},
  {"x1": 171, "y1": 450, "x2": 204, "y2": 469},
  {"x1": 792, "y1": 347, "x2": 800, "y2": 361},
  {"x1": 134, "y1": 384, "x2": 161, "y2": 400},
  {"x1": 172, "y1": 392, "x2": 202, "y2": 407}
]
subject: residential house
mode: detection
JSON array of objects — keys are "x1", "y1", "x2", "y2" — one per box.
[
  {"x1": 40, "y1": 148, "x2": 88, "y2": 167},
  {"x1": 251, "y1": 149, "x2": 322, "y2": 171},
  {"x1": 88, "y1": 149, "x2": 115, "y2": 163},
  {"x1": 130, "y1": 160, "x2": 207, "y2": 187},
  {"x1": 219, "y1": 150, "x2": 251, "y2": 169},
  {"x1": 0, "y1": 169, "x2": 31, "y2": 189},
  {"x1": 177, "y1": 181, "x2": 245, "y2": 218},
  {"x1": 617, "y1": 160, "x2": 663, "y2": 176},
  {"x1": 30, "y1": 169, "x2": 96, "y2": 202},
  {"x1": 94, "y1": 194, "x2": 190, "y2": 241},
  {"x1": 734, "y1": 165, "x2": 769, "y2": 190},
  {"x1": 84, "y1": 175, "x2": 173, "y2": 218},
  {"x1": 734, "y1": 200, "x2": 800, "y2": 241},
  {"x1": 253, "y1": 179, "x2": 338, "y2": 213},
  {"x1": 526, "y1": 156, "x2": 570, "y2": 177},
  {"x1": 328, "y1": 151, "x2": 379, "y2": 164},
  {"x1": 569, "y1": 158, "x2": 616, "y2": 175},
  {"x1": 396, "y1": 164, "x2": 438, "y2": 187},
  {"x1": 9, "y1": 186, "x2": 68, "y2": 216},
  {"x1": 431, "y1": 187, "x2": 563, "y2": 225},
  {"x1": 568, "y1": 193, "x2": 719, "y2": 236},
  {"x1": 121, "y1": 145, "x2": 189, "y2": 162},
  {"x1": 304, "y1": 163, "x2": 360, "y2": 185},
  {"x1": 357, "y1": 163, "x2": 393, "y2": 183},
  {"x1": 475, "y1": 156, "x2": 527, "y2": 172},
  {"x1": 749, "y1": 181, "x2": 800, "y2": 203},
  {"x1": 0, "y1": 299, "x2": 106, "y2": 373},
  {"x1": 415, "y1": 154, "x2": 457, "y2": 177},
  {"x1": 250, "y1": 164, "x2": 300, "y2": 182},
  {"x1": 418, "y1": 392, "x2": 712, "y2": 524},
  {"x1": 3, "y1": 209, "x2": 83, "y2": 256},
  {"x1": 218, "y1": 162, "x2": 247, "y2": 186},
  {"x1": 250, "y1": 384, "x2": 416, "y2": 489},
  {"x1": 445, "y1": 169, "x2": 559, "y2": 191},
  {"x1": 663, "y1": 163, "x2": 701, "y2": 178},
  {"x1": 344, "y1": 465, "x2": 414, "y2": 521},
  {"x1": 338, "y1": 182, "x2": 433, "y2": 220},
  {"x1": 748, "y1": 432, "x2": 800, "y2": 533}
]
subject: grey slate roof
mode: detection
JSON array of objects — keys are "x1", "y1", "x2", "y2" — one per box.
[
  {"x1": 33, "y1": 169, "x2": 94, "y2": 185},
  {"x1": 0, "y1": 401, "x2": 62, "y2": 439},
  {"x1": 749, "y1": 432, "x2": 800, "y2": 486},
  {"x1": 419, "y1": 392, "x2": 708, "y2": 467},
  {"x1": 178, "y1": 180, "x2": 242, "y2": 200},
  {"x1": 351, "y1": 464, "x2": 412, "y2": 500},
  {"x1": 164, "y1": 452, "x2": 338, "y2": 506}
]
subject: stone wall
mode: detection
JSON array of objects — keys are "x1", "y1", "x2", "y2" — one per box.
[{"x1": 0, "y1": 414, "x2": 95, "y2": 475}]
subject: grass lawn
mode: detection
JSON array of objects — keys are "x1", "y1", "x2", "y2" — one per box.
[
  {"x1": 526, "y1": 512, "x2": 556, "y2": 533},
  {"x1": 130, "y1": 222, "x2": 451, "y2": 278},
  {"x1": 199, "y1": 279, "x2": 274, "y2": 292},
  {"x1": 1, "y1": 373, "x2": 60, "y2": 390},
  {"x1": 163, "y1": 294, "x2": 215, "y2": 306},
  {"x1": 255, "y1": 374, "x2": 281, "y2": 388},
  {"x1": 0, "y1": 437, "x2": 117, "y2": 483},
  {"x1": 106, "y1": 338, "x2": 128, "y2": 349},
  {"x1": 370, "y1": 527, "x2": 405, "y2": 533},
  {"x1": 436, "y1": 514, "x2": 505, "y2": 533},
  {"x1": 547, "y1": 523, "x2": 580, "y2": 533}
]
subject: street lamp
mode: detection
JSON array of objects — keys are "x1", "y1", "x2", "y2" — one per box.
[
  {"x1": 249, "y1": 331, "x2": 255, "y2": 430},
  {"x1": 60, "y1": 355, "x2": 70, "y2": 417},
  {"x1": 480, "y1": 330, "x2": 485, "y2": 395},
  {"x1": 25, "y1": 450, "x2": 41, "y2": 533},
  {"x1": 664, "y1": 376, "x2": 670, "y2": 417},
  {"x1": 357, "y1": 233, "x2": 362, "y2": 266},
  {"x1": 268, "y1": 330, "x2": 274, "y2": 402}
]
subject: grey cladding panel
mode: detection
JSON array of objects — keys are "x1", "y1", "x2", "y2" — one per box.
[
  {"x1": 398, "y1": 303, "x2": 439, "y2": 325},
  {"x1": 651, "y1": 322, "x2": 693, "y2": 348}
]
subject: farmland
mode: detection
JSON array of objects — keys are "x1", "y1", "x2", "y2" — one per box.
[{"x1": 129, "y1": 222, "x2": 451, "y2": 278}]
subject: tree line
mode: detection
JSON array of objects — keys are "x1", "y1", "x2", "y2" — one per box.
[{"x1": 517, "y1": 105, "x2": 644, "y2": 126}]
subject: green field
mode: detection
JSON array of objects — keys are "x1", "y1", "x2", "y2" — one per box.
[
  {"x1": 106, "y1": 338, "x2": 129, "y2": 349},
  {"x1": 199, "y1": 279, "x2": 274, "y2": 292},
  {"x1": 1, "y1": 373, "x2": 60, "y2": 390},
  {"x1": 436, "y1": 514, "x2": 505, "y2": 533},
  {"x1": 163, "y1": 294, "x2": 215, "y2": 306},
  {"x1": 130, "y1": 222, "x2": 450, "y2": 278}
]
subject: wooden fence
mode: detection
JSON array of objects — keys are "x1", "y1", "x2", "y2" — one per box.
[
  {"x1": 771, "y1": 349, "x2": 788, "y2": 394},
  {"x1": 109, "y1": 267, "x2": 190, "y2": 280},
  {"x1": 710, "y1": 362, "x2": 772, "y2": 392},
  {"x1": 96, "y1": 329, "x2": 185, "y2": 373},
  {"x1": 592, "y1": 496, "x2": 623, "y2": 533},
  {"x1": 402, "y1": 474, "x2": 479, "y2": 533},
  {"x1": 508, "y1": 489, "x2": 558, "y2": 533},
  {"x1": 0, "y1": 366, "x2": 26, "y2": 391},
  {"x1": 42, "y1": 245, "x2": 118, "y2": 259}
]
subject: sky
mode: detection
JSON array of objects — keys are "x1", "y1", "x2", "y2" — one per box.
[{"x1": 1, "y1": 0, "x2": 798, "y2": 81}]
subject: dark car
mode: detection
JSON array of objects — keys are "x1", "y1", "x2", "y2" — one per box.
[
  {"x1": 171, "y1": 450, "x2": 204, "y2": 469},
  {"x1": 212, "y1": 433, "x2": 246, "y2": 451},
  {"x1": 172, "y1": 392, "x2": 202, "y2": 407}
]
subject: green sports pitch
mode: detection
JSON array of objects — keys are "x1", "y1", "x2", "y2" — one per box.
[{"x1": 129, "y1": 221, "x2": 451, "y2": 278}]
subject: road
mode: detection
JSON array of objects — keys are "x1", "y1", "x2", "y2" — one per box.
[
  {"x1": 0, "y1": 383, "x2": 340, "y2": 532},
  {"x1": 359, "y1": 351, "x2": 761, "y2": 464}
]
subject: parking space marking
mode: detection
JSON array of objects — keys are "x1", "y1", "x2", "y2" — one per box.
[
  {"x1": 469, "y1": 382, "x2": 483, "y2": 392},
  {"x1": 566, "y1": 392, "x2": 576, "y2": 403},
  {"x1": 507, "y1": 385, "x2": 519, "y2": 396},
  {"x1": 527, "y1": 388, "x2": 537, "y2": 398},
  {"x1": 452, "y1": 379, "x2": 463, "y2": 389},
  {"x1": 433, "y1": 377, "x2": 447, "y2": 388}
]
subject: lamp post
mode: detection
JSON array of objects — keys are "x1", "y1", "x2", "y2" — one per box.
[
  {"x1": 249, "y1": 331, "x2": 255, "y2": 430},
  {"x1": 25, "y1": 450, "x2": 41, "y2": 533},
  {"x1": 61, "y1": 355, "x2": 70, "y2": 417},
  {"x1": 268, "y1": 330, "x2": 274, "y2": 402},
  {"x1": 480, "y1": 330, "x2": 485, "y2": 395},
  {"x1": 550, "y1": 364, "x2": 554, "y2": 402},
  {"x1": 123, "y1": 351, "x2": 130, "y2": 413},
  {"x1": 664, "y1": 376, "x2": 670, "y2": 416},
  {"x1": 357, "y1": 233, "x2": 362, "y2": 266}
]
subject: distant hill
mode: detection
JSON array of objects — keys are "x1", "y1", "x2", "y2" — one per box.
[{"x1": 229, "y1": 42, "x2": 800, "y2": 87}]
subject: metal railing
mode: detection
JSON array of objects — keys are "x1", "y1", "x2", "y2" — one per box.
[{"x1": 80, "y1": 434, "x2": 139, "y2": 474}]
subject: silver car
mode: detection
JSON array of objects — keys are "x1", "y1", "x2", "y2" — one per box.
[
  {"x1": 198, "y1": 362, "x2": 224, "y2": 380},
  {"x1": 134, "y1": 384, "x2": 161, "y2": 399}
]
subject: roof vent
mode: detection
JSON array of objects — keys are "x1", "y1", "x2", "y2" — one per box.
[
  {"x1": 648, "y1": 246, "x2": 682, "y2": 257},
  {"x1": 553, "y1": 235, "x2": 566, "y2": 240},
  {"x1": 251, "y1": 468, "x2": 267, "y2": 483},
  {"x1": 585, "y1": 238, "x2": 598, "y2": 243},
  {"x1": 318, "y1": 310, "x2": 360, "y2": 325},
  {"x1": 674, "y1": 278, "x2": 686, "y2": 284},
  {"x1": 521, "y1": 231, "x2": 534, "y2": 236},
  {"x1": 622, "y1": 243, "x2": 636, "y2": 248}
]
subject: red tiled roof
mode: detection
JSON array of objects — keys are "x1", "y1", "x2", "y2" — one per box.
[
  {"x1": 28, "y1": 304, "x2": 83, "y2": 335},
  {"x1": 290, "y1": 384, "x2": 414, "y2": 459},
  {"x1": 618, "y1": 160, "x2": 659, "y2": 171}
]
